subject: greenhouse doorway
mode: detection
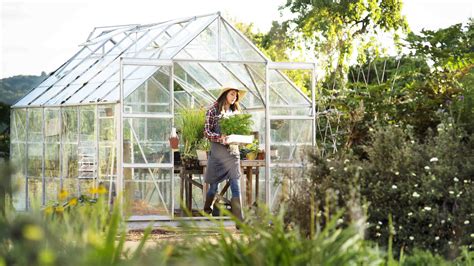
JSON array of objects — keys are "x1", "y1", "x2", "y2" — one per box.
[{"x1": 119, "y1": 59, "x2": 175, "y2": 220}]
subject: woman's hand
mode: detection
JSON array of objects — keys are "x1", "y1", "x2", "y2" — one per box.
[{"x1": 220, "y1": 135, "x2": 228, "y2": 145}]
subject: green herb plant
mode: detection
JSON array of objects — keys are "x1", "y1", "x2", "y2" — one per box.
[{"x1": 219, "y1": 114, "x2": 253, "y2": 136}]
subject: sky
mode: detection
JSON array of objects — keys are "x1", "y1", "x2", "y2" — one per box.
[{"x1": 1, "y1": 0, "x2": 473, "y2": 79}]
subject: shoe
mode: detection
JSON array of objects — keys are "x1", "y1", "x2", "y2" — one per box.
[
  {"x1": 203, "y1": 194, "x2": 214, "y2": 214},
  {"x1": 230, "y1": 197, "x2": 243, "y2": 229}
]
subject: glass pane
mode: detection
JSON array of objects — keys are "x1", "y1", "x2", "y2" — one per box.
[
  {"x1": 270, "y1": 167, "x2": 304, "y2": 210},
  {"x1": 79, "y1": 106, "x2": 96, "y2": 142},
  {"x1": 269, "y1": 69, "x2": 310, "y2": 105},
  {"x1": 27, "y1": 109, "x2": 43, "y2": 142},
  {"x1": 220, "y1": 20, "x2": 265, "y2": 62},
  {"x1": 15, "y1": 85, "x2": 50, "y2": 106},
  {"x1": 270, "y1": 119, "x2": 312, "y2": 163},
  {"x1": 175, "y1": 19, "x2": 218, "y2": 60},
  {"x1": 124, "y1": 67, "x2": 171, "y2": 114},
  {"x1": 98, "y1": 105, "x2": 116, "y2": 181},
  {"x1": 123, "y1": 118, "x2": 172, "y2": 164},
  {"x1": 44, "y1": 108, "x2": 60, "y2": 143},
  {"x1": 62, "y1": 107, "x2": 78, "y2": 142},
  {"x1": 158, "y1": 15, "x2": 217, "y2": 59},
  {"x1": 45, "y1": 143, "x2": 60, "y2": 204},
  {"x1": 124, "y1": 168, "x2": 172, "y2": 217},
  {"x1": 62, "y1": 144, "x2": 78, "y2": 191},
  {"x1": 11, "y1": 109, "x2": 27, "y2": 142}
]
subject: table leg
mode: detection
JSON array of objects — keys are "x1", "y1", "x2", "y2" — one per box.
[
  {"x1": 246, "y1": 166, "x2": 252, "y2": 206},
  {"x1": 180, "y1": 170, "x2": 184, "y2": 215},
  {"x1": 255, "y1": 167, "x2": 259, "y2": 205},
  {"x1": 187, "y1": 174, "x2": 193, "y2": 214}
]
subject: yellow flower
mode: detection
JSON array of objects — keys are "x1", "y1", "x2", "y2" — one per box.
[
  {"x1": 88, "y1": 187, "x2": 99, "y2": 195},
  {"x1": 58, "y1": 189, "x2": 68, "y2": 201},
  {"x1": 68, "y1": 197, "x2": 78, "y2": 207},
  {"x1": 97, "y1": 185, "x2": 107, "y2": 195},
  {"x1": 23, "y1": 224, "x2": 44, "y2": 241},
  {"x1": 44, "y1": 206, "x2": 54, "y2": 215},
  {"x1": 55, "y1": 206, "x2": 64, "y2": 213}
]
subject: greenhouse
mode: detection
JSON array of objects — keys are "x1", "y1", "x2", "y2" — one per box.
[{"x1": 10, "y1": 12, "x2": 316, "y2": 220}]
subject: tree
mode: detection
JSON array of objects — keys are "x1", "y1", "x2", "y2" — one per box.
[{"x1": 281, "y1": 0, "x2": 408, "y2": 81}]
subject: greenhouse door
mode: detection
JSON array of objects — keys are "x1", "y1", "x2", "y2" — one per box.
[{"x1": 119, "y1": 59, "x2": 175, "y2": 219}]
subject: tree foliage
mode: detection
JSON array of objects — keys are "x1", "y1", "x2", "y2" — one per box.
[{"x1": 281, "y1": 0, "x2": 408, "y2": 79}]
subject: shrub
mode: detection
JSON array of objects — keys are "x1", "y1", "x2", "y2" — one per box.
[{"x1": 286, "y1": 121, "x2": 473, "y2": 259}]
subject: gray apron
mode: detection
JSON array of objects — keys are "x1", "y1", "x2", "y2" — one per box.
[{"x1": 204, "y1": 119, "x2": 241, "y2": 184}]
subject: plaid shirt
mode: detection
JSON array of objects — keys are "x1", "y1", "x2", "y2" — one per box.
[{"x1": 204, "y1": 102, "x2": 222, "y2": 143}]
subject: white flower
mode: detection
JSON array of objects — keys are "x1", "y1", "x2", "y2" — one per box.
[
  {"x1": 414, "y1": 184, "x2": 419, "y2": 187},
  {"x1": 453, "y1": 177, "x2": 459, "y2": 182},
  {"x1": 464, "y1": 180, "x2": 468, "y2": 183},
  {"x1": 337, "y1": 219, "x2": 344, "y2": 225},
  {"x1": 392, "y1": 185, "x2": 397, "y2": 189},
  {"x1": 424, "y1": 206, "x2": 432, "y2": 211},
  {"x1": 409, "y1": 236, "x2": 414, "y2": 241},
  {"x1": 376, "y1": 232, "x2": 381, "y2": 237},
  {"x1": 326, "y1": 159, "x2": 331, "y2": 162},
  {"x1": 408, "y1": 212, "x2": 413, "y2": 216},
  {"x1": 412, "y1": 192, "x2": 420, "y2": 198},
  {"x1": 376, "y1": 225, "x2": 380, "y2": 230},
  {"x1": 378, "y1": 221, "x2": 383, "y2": 225},
  {"x1": 435, "y1": 236, "x2": 440, "y2": 241},
  {"x1": 329, "y1": 167, "x2": 334, "y2": 170},
  {"x1": 343, "y1": 167, "x2": 347, "y2": 172},
  {"x1": 465, "y1": 220, "x2": 470, "y2": 225},
  {"x1": 411, "y1": 140, "x2": 415, "y2": 144},
  {"x1": 395, "y1": 171, "x2": 399, "y2": 175},
  {"x1": 441, "y1": 220, "x2": 445, "y2": 224},
  {"x1": 424, "y1": 166, "x2": 430, "y2": 170},
  {"x1": 449, "y1": 191, "x2": 454, "y2": 194},
  {"x1": 430, "y1": 157, "x2": 438, "y2": 162},
  {"x1": 429, "y1": 224, "x2": 432, "y2": 227},
  {"x1": 470, "y1": 234, "x2": 474, "y2": 238},
  {"x1": 411, "y1": 173, "x2": 417, "y2": 177},
  {"x1": 344, "y1": 159, "x2": 350, "y2": 164}
]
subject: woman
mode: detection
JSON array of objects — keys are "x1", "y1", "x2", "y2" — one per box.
[{"x1": 203, "y1": 86, "x2": 247, "y2": 223}]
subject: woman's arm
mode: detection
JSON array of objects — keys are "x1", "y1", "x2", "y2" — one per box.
[{"x1": 204, "y1": 107, "x2": 224, "y2": 143}]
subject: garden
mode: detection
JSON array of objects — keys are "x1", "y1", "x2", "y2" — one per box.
[{"x1": 1, "y1": 0, "x2": 473, "y2": 265}]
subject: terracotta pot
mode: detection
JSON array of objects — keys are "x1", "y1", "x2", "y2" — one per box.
[
  {"x1": 169, "y1": 136, "x2": 179, "y2": 149},
  {"x1": 257, "y1": 151, "x2": 265, "y2": 160}
]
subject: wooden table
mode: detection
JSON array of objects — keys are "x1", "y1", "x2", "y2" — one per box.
[{"x1": 199, "y1": 159, "x2": 265, "y2": 207}]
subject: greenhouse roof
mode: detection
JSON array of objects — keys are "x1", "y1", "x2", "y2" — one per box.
[{"x1": 14, "y1": 12, "x2": 311, "y2": 108}]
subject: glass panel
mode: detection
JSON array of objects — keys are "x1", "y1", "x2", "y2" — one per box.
[
  {"x1": 79, "y1": 106, "x2": 96, "y2": 142},
  {"x1": 12, "y1": 171, "x2": 26, "y2": 210},
  {"x1": 123, "y1": 118, "x2": 172, "y2": 164},
  {"x1": 220, "y1": 20, "x2": 265, "y2": 62},
  {"x1": 270, "y1": 119, "x2": 312, "y2": 163},
  {"x1": 75, "y1": 81, "x2": 119, "y2": 104},
  {"x1": 270, "y1": 167, "x2": 304, "y2": 210},
  {"x1": 175, "y1": 19, "x2": 218, "y2": 60},
  {"x1": 158, "y1": 15, "x2": 217, "y2": 59},
  {"x1": 44, "y1": 108, "x2": 60, "y2": 143},
  {"x1": 62, "y1": 107, "x2": 78, "y2": 142},
  {"x1": 27, "y1": 143, "x2": 42, "y2": 207},
  {"x1": 15, "y1": 86, "x2": 50, "y2": 106},
  {"x1": 45, "y1": 143, "x2": 60, "y2": 204},
  {"x1": 124, "y1": 67, "x2": 171, "y2": 114},
  {"x1": 269, "y1": 70, "x2": 309, "y2": 105},
  {"x1": 11, "y1": 109, "x2": 27, "y2": 142},
  {"x1": 176, "y1": 62, "x2": 220, "y2": 89},
  {"x1": 32, "y1": 84, "x2": 82, "y2": 106},
  {"x1": 124, "y1": 168, "x2": 172, "y2": 217},
  {"x1": 62, "y1": 144, "x2": 78, "y2": 191},
  {"x1": 123, "y1": 23, "x2": 173, "y2": 58},
  {"x1": 27, "y1": 108, "x2": 43, "y2": 142},
  {"x1": 122, "y1": 65, "x2": 160, "y2": 100},
  {"x1": 98, "y1": 105, "x2": 116, "y2": 181}
]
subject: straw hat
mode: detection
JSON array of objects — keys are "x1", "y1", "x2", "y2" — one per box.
[{"x1": 216, "y1": 86, "x2": 247, "y2": 103}]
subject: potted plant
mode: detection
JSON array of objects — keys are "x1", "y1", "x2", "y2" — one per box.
[
  {"x1": 219, "y1": 113, "x2": 254, "y2": 155},
  {"x1": 244, "y1": 140, "x2": 259, "y2": 160},
  {"x1": 195, "y1": 138, "x2": 210, "y2": 161},
  {"x1": 175, "y1": 108, "x2": 206, "y2": 169}
]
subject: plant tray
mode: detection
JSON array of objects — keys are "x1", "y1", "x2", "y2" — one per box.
[{"x1": 227, "y1": 134, "x2": 254, "y2": 144}]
